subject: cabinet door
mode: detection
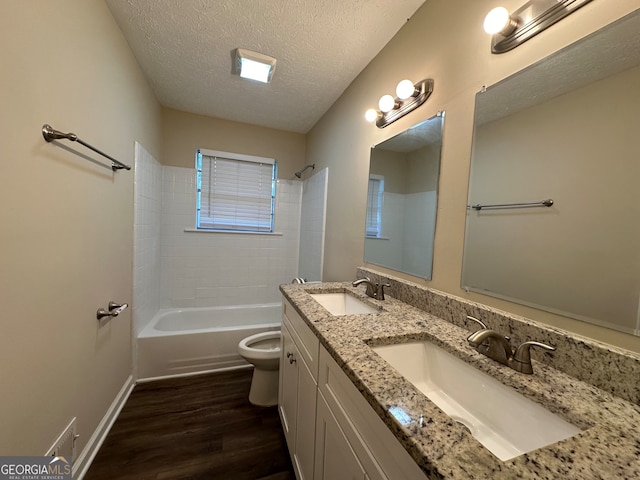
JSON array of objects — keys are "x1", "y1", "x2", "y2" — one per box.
[
  {"x1": 318, "y1": 348, "x2": 426, "y2": 480},
  {"x1": 315, "y1": 393, "x2": 366, "y2": 480},
  {"x1": 279, "y1": 323, "x2": 298, "y2": 457},
  {"x1": 294, "y1": 358, "x2": 317, "y2": 480}
]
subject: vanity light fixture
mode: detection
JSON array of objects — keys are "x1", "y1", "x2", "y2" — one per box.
[
  {"x1": 365, "y1": 78, "x2": 434, "y2": 128},
  {"x1": 483, "y1": 7, "x2": 518, "y2": 36},
  {"x1": 235, "y1": 48, "x2": 277, "y2": 83},
  {"x1": 484, "y1": 0, "x2": 594, "y2": 54},
  {"x1": 378, "y1": 94, "x2": 397, "y2": 113}
]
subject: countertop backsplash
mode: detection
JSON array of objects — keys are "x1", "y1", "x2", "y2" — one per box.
[{"x1": 357, "y1": 267, "x2": 640, "y2": 406}]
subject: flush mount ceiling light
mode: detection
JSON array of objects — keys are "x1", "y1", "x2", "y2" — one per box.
[
  {"x1": 484, "y1": 0, "x2": 594, "y2": 53},
  {"x1": 365, "y1": 78, "x2": 434, "y2": 128},
  {"x1": 235, "y1": 48, "x2": 277, "y2": 83}
]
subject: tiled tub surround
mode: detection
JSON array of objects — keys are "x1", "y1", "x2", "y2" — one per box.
[
  {"x1": 279, "y1": 281, "x2": 640, "y2": 479},
  {"x1": 160, "y1": 168, "x2": 302, "y2": 308},
  {"x1": 133, "y1": 142, "x2": 163, "y2": 335}
]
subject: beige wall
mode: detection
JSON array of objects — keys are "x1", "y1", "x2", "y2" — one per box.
[
  {"x1": 0, "y1": 0, "x2": 161, "y2": 457},
  {"x1": 307, "y1": 0, "x2": 640, "y2": 353},
  {"x1": 407, "y1": 145, "x2": 440, "y2": 194},
  {"x1": 370, "y1": 145, "x2": 440, "y2": 194},
  {"x1": 162, "y1": 107, "x2": 305, "y2": 177},
  {"x1": 370, "y1": 150, "x2": 408, "y2": 193}
]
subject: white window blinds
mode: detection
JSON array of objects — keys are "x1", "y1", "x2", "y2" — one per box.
[
  {"x1": 197, "y1": 149, "x2": 277, "y2": 232},
  {"x1": 366, "y1": 175, "x2": 384, "y2": 237}
]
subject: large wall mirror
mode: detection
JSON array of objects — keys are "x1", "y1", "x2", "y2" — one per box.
[
  {"x1": 364, "y1": 112, "x2": 444, "y2": 279},
  {"x1": 462, "y1": 10, "x2": 640, "y2": 336}
]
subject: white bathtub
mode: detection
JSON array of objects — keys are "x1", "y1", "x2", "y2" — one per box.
[{"x1": 137, "y1": 303, "x2": 281, "y2": 380}]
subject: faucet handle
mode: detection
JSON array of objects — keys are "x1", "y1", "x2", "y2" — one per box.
[
  {"x1": 510, "y1": 341, "x2": 556, "y2": 374},
  {"x1": 466, "y1": 315, "x2": 488, "y2": 330}
]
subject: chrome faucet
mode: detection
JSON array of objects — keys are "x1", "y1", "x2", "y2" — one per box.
[
  {"x1": 467, "y1": 328, "x2": 513, "y2": 366},
  {"x1": 352, "y1": 277, "x2": 391, "y2": 300},
  {"x1": 465, "y1": 315, "x2": 556, "y2": 374}
]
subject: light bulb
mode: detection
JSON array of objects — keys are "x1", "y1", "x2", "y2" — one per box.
[
  {"x1": 396, "y1": 79, "x2": 416, "y2": 100},
  {"x1": 365, "y1": 109, "x2": 379, "y2": 123},
  {"x1": 483, "y1": 7, "x2": 512, "y2": 35},
  {"x1": 378, "y1": 94, "x2": 396, "y2": 113}
]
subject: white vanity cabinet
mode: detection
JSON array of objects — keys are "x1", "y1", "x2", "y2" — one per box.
[
  {"x1": 316, "y1": 348, "x2": 427, "y2": 480},
  {"x1": 279, "y1": 298, "x2": 320, "y2": 480},
  {"x1": 279, "y1": 296, "x2": 427, "y2": 480},
  {"x1": 315, "y1": 392, "x2": 369, "y2": 480}
]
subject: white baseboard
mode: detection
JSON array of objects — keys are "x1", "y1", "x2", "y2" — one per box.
[
  {"x1": 136, "y1": 364, "x2": 251, "y2": 384},
  {"x1": 73, "y1": 375, "x2": 135, "y2": 479}
]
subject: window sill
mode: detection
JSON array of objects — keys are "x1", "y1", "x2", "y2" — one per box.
[
  {"x1": 365, "y1": 236, "x2": 390, "y2": 240},
  {"x1": 184, "y1": 228, "x2": 283, "y2": 236}
]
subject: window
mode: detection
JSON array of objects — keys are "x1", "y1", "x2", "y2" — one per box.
[
  {"x1": 366, "y1": 174, "x2": 384, "y2": 237},
  {"x1": 196, "y1": 149, "x2": 277, "y2": 232}
]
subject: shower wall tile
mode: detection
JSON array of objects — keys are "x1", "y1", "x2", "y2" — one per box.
[
  {"x1": 403, "y1": 191, "x2": 437, "y2": 276},
  {"x1": 133, "y1": 142, "x2": 162, "y2": 335},
  {"x1": 159, "y1": 169, "x2": 301, "y2": 308},
  {"x1": 298, "y1": 167, "x2": 327, "y2": 281}
]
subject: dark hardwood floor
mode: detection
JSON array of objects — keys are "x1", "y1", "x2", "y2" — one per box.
[{"x1": 85, "y1": 369, "x2": 295, "y2": 480}]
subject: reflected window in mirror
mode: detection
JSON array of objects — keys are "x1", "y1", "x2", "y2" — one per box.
[
  {"x1": 366, "y1": 175, "x2": 385, "y2": 238},
  {"x1": 364, "y1": 112, "x2": 444, "y2": 280}
]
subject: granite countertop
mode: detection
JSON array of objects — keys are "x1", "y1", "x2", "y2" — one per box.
[{"x1": 280, "y1": 282, "x2": 640, "y2": 480}]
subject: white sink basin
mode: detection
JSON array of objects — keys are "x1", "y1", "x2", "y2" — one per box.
[
  {"x1": 310, "y1": 293, "x2": 379, "y2": 316},
  {"x1": 373, "y1": 341, "x2": 582, "y2": 461}
]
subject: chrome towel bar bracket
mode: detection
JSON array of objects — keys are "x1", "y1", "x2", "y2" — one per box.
[
  {"x1": 96, "y1": 301, "x2": 129, "y2": 320},
  {"x1": 42, "y1": 124, "x2": 131, "y2": 171}
]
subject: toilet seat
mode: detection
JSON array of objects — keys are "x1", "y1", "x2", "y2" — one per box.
[{"x1": 238, "y1": 331, "x2": 281, "y2": 360}]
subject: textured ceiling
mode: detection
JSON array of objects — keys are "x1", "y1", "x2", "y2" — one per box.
[
  {"x1": 476, "y1": 9, "x2": 640, "y2": 126},
  {"x1": 376, "y1": 114, "x2": 443, "y2": 153},
  {"x1": 105, "y1": 0, "x2": 426, "y2": 133}
]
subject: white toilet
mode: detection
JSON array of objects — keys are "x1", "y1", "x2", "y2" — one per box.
[{"x1": 237, "y1": 331, "x2": 281, "y2": 406}]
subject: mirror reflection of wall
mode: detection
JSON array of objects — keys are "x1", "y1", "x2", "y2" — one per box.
[
  {"x1": 364, "y1": 113, "x2": 443, "y2": 279},
  {"x1": 462, "y1": 10, "x2": 640, "y2": 336}
]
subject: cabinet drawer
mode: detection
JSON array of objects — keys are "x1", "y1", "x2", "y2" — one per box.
[{"x1": 283, "y1": 298, "x2": 320, "y2": 380}]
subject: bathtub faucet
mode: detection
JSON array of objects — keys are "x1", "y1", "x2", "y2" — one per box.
[{"x1": 352, "y1": 277, "x2": 391, "y2": 300}]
